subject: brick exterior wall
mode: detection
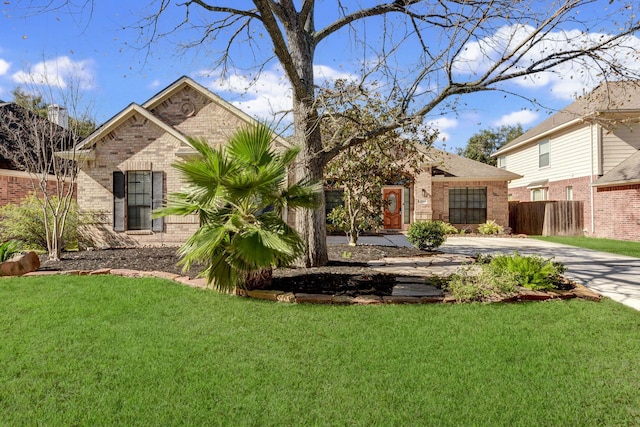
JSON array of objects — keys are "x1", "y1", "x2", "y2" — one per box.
[
  {"x1": 78, "y1": 84, "x2": 253, "y2": 248},
  {"x1": 593, "y1": 184, "x2": 640, "y2": 241},
  {"x1": 0, "y1": 170, "x2": 70, "y2": 207},
  {"x1": 508, "y1": 176, "x2": 640, "y2": 240},
  {"x1": 430, "y1": 180, "x2": 510, "y2": 231},
  {"x1": 406, "y1": 169, "x2": 510, "y2": 231},
  {"x1": 508, "y1": 176, "x2": 593, "y2": 232}
]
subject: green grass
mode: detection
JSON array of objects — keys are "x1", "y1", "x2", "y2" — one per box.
[
  {"x1": 532, "y1": 235, "x2": 640, "y2": 258},
  {"x1": 1, "y1": 275, "x2": 639, "y2": 426}
]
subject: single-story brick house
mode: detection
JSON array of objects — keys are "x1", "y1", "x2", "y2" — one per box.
[
  {"x1": 71, "y1": 76, "x2": 520, "y2": 247},
  {"x1": 370, "y1": 147, "x2": 521, "y2": 232},
  {"x1": 68, "y1": 76, "x2": 292, "y2": 247}
]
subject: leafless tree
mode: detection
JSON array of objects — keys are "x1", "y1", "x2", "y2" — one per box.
[
  {"x1": 17, "y1": 0, "x2": 640, "y2": 266},
  {"x1": 0, "y1": 69, "x2": 95, "y2": 261}
]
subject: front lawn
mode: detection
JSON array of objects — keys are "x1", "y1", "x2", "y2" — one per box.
[
  {"x1": 532, "y1": 235, "x2": 640, "y2": 258},
  {"x1": 1, "y1": 275, "x2": 639, "y2": 426}
]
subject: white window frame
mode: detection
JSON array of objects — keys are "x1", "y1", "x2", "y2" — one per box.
[{"x1": 538, "y1": 140, "x2": 550, "y2": 168}]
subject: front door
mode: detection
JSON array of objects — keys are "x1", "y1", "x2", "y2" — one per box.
[{"x1": 383, "y1": 188, "x2": 402, "y2": 230}]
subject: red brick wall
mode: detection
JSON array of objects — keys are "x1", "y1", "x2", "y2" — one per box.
[
  {"x1": 0, "y1": 170, "x2": 74, "y2": 208},
  {"x1": 593, "y1": 184, "x2": 640, "y2": 241},
  {"x1": 431, "y1": 180, "x2": 510, "y2": 230},
  {"x1": 509, "y1": 176, "x2": 640, "y2": 240}
]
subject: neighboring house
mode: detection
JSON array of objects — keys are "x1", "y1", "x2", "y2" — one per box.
[
  {"x1": 72, "y1": 76, "x2": 291, "y2": 247},
  {"x1": 493, "y1": 80, "x2": 640, "y2": 241},
  {"x1": 325, "y1": 147, "x2": 521, "y2": 232},
  {"x1": 0, "y1": 101, "x2": 63, "y2": 207}
]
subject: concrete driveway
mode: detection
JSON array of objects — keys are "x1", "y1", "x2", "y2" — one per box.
[
  {"x1": 442, "y1": 236, "x2": 640, "y2": 311},
  {"x1": 327, "y1": 235, "x2": 640, "y2": 311}
]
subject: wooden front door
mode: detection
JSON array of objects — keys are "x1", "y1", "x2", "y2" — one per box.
[{"x1": 383, "y1": 188, "x2": 402, "y2": 229}]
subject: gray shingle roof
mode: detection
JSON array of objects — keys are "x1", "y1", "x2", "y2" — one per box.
[
  {"x1": 495, "y1": 80, "x2": 640, "y2": 155},
  {"x1": 593, "y1": 150, "x2": 640, "y2": 187},
  {"x1": 421, "y1": 146, "x2": 522, "y2": 180}
]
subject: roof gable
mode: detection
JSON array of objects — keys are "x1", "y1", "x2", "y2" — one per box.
[
  {"x1": 77, "y1": 103, "x2": 189, "y2": 151},
  {"x1": 78, "y1": 76, "x2": 291, "y2": 153}
]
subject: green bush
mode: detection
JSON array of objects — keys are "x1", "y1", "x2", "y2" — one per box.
[
  {"x1": 0, "y1": 193, "x2": 83, "y2": 251},
  {"x1": 478, "y1": 219, "x2": 504, "y2": 235},
  {"x1": 441, "y1": 222, "x2": 459, "y2": 234},
  {"x1": 487, "y1": 252, "x2": 566, "y2": 291},
  {"x1": 0, "y1": 240, "x2": 22, "y2": 262},
  {"x1": 406, "y1": 220, "x2": 446, "y2": 251}
]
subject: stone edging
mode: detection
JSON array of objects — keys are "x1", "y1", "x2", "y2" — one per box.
[{"x1": 18, "y1": 268, "x2": 602, "y2": 305}]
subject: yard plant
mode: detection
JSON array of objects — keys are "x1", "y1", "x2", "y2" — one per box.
[
  {"x1": 1, "y1": 275, "x2": 639, "y2": 426},
  {"x1": 154, "y1": 123, "x2": 319, "y2": 292},
  {"x1": 406, "y1": 220, "x2": 447, "y2": 250}
]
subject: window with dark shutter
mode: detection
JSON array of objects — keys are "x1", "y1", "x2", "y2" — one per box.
[{"x1": 112, "y1": 170, "x2": 164, "y2": 232}]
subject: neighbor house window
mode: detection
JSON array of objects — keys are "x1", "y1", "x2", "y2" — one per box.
[
  {"x1": 113, "y1": 171, "x2": 164, "y2": 232},
  {"x1": 531, "y1": 188, "x2": 547, "y2": 201},
  {"x1": 566, "y1": 186, "x2": 573, "y2": 201},
  {"x1": 449, "y1": 187, "x2": 487, "y2": 224},
  {"x1": 497, "y1": 155, "x2": 506, "y2": 169},
  {"x1": 539, "y1": 140, "x2": 550, "y2": 168}
]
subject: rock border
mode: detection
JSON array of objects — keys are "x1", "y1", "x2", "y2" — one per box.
[{"x1": 16, "y1": 268, "x2": 602, "y2": 305}]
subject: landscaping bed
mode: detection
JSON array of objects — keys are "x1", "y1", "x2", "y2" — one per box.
[{"x1": 35, "y1": 244, "x2": 601, "y2": 304}]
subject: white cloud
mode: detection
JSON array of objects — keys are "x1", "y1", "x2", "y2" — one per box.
[
  {"x1": 454, "y1": 24, "x2": 640, "y2": 100},
  {"x1": 427, "y1": 117, "x2": 458, "y2": 143},
  {"x1": 493, "y1": 110, "x2": 539, "y2": 127},
  {"x1": 200, "y1": 64, "x2": 357, "y2": 123},
  {"x1": 12, "y1": 56, "x2": 95, "y2": 90},
  {"x1": 148, "y1": 79, "x2": 162, "y2": 90},
  {"x1": 0, "y1": 59, "x2": 10, "y2": 76}
]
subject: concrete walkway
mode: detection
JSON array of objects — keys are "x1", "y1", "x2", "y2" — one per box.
[{"x1": 328, "y1": 234, "x2": 640, "y2": 311}]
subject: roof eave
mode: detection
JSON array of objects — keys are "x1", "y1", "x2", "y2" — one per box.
[{"x1": 592, "y1": 178, "x2": 640, "y2": 188}]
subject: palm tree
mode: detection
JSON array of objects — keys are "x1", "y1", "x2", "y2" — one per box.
[{"x1": 154, "y1": 123, "x2": 320, "y2": 293}]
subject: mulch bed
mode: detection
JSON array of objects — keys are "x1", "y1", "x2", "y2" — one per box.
[
  {"x1": 38, "y1": 244, "x2": 425, "y2": 295},
  {"x1": 37, "y1": 244, "x2": 599, "y2": 303}
]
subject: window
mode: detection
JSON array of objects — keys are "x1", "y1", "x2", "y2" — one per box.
[
  {"x1": 449, "y1": 187, "x2": 487, "y2": 224},
  {"x1": 531, "y1": 188, "x2": 547, "y2": 201},
  {"x1": 566, "y1": 186, "x2": 573, "y2": 201},
  {"x1": 403, "y1": 187, "x2": 411, "y2": 224},
  {"x1": 113, "y1": 171, "x2": 163, "y2": 232},
  {"x1": 127, "y1": 172, "x2": 152, "y2": 230},
  {"x1": 324, "y1": 189, "x2": 344, "y2": 216},
  {"x1": 538, "y1": 140, "x2": 550, "y2": 168},
  {"x1": 497, "y1": 155, "x2": 506, "y2": 169}
]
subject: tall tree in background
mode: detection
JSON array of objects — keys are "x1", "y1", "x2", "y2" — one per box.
[
  {"x1": 22, "y1": 0, "x2": 640, "y2": 266},
  {"x1": 0, "y1": 73, "x2": 95, "y2": 261},
  {"x1": 457, "y1": 125, "x2": 525, "y2": 166}
]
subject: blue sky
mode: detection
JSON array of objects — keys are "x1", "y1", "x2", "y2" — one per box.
[{"x1": 1, "y1": 1, "x2": 639, "y2": 152}]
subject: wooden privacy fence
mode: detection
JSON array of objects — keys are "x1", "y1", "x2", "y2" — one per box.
[{"x1": 509, "y1": 201, "x2": 584, "y2": 236}]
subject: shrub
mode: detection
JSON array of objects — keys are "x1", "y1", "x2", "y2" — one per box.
[
  {"x1": 441, "y1": 222, "x2": 459, "y2": 234},
  {"x1": 0, "y1": 240, "x2": 22, "y2": 262},
  {"x1": 478, "y1": 219, "x2": 504, "y2": 235},
  {"x1": 487, "y1": 252, "x2": 566, "y2": 290},
  {"x1": 406, "y1": 220, "x2": 446, "y2": 251},
  {"x1": 0, "y1": 193, "x2": 91, "y2": 252}
]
